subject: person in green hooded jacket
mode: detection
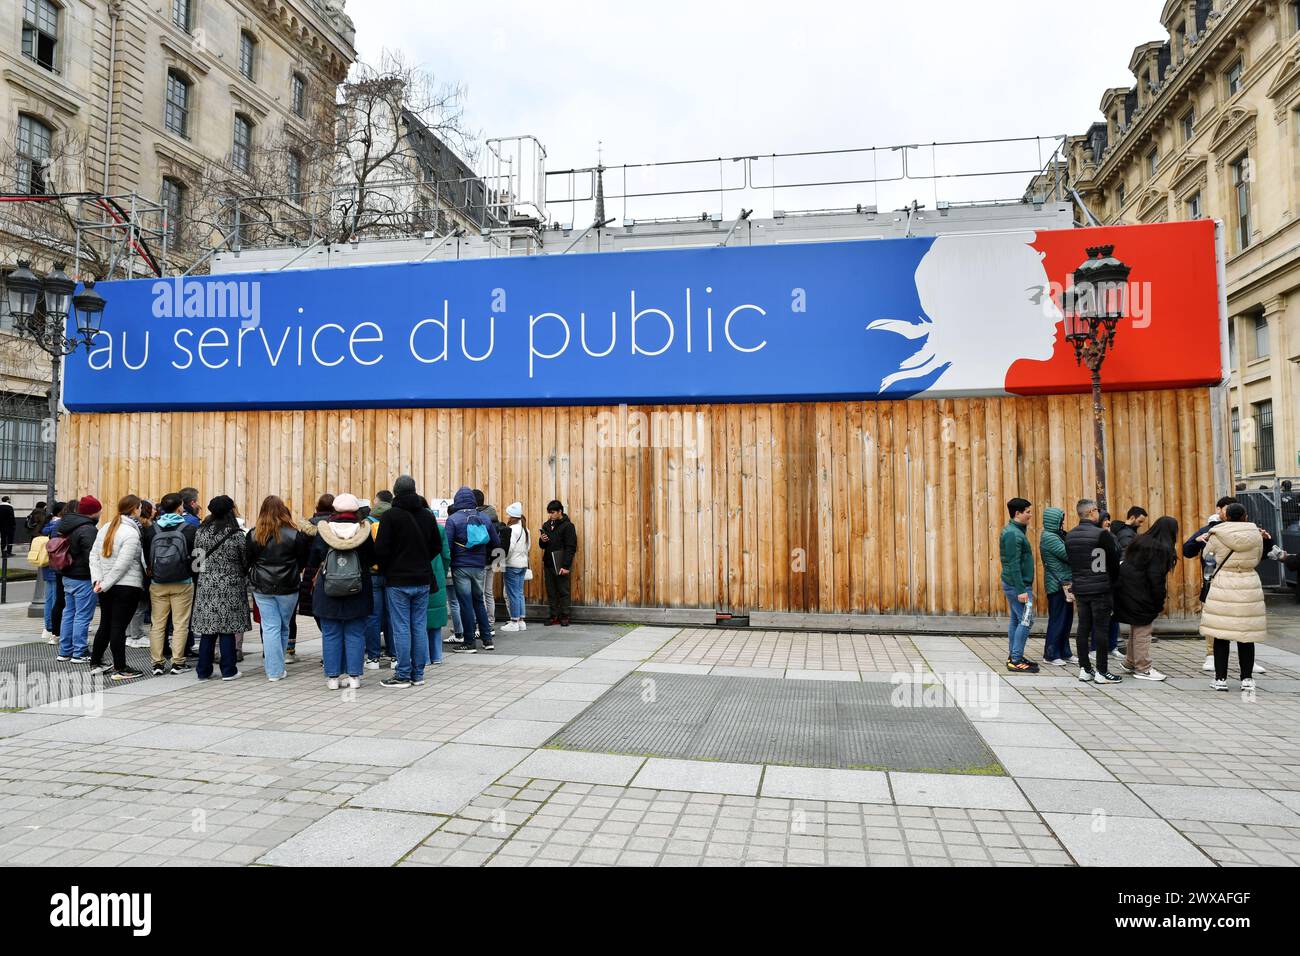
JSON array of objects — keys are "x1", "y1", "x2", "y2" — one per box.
[
  {"x1": 426, "y1": 512, "x2": 452, "y2": 664},
  {"x1": 999, "y1": 498, "x2": 1038, "y2": 673},
  {"x1": 1039, "y1": 506, "x2": 1076, "y2": 667}
]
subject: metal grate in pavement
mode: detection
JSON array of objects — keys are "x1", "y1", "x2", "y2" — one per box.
[
  {"x1": 0, "y1": 642, "x2": 165, "y2": 706},
  {"x1": 546, "y1": 672, "x2": 1003, "y2": 773}
]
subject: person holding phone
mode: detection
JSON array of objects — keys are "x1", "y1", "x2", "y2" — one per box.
[{"x1": 539, "y1": 500, "x2": 577, "y2": 627}]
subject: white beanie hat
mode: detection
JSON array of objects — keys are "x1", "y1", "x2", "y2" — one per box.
[
  {"x1": 333, "y1": 493, "x2": 360, "y2": 513},
  {"x1": 506, "y1": 501, "x2": 524, "y2": 518}
]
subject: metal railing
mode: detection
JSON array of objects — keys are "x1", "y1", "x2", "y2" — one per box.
[{"x1": 1237, "y1": 479, "x2": 1300, "y2": 590}]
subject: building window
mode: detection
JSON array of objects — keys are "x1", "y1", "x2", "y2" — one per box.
[
  {"x1": 1182, "y1": 107, "x2": 1196, "y2": 142},
  {"x1": 1253, "y1": 400, "x2": 1275, "y2": 473},
  {"x1": 15, "y1": 114, "x2": 52, "y2": 195},
  {"x1": 1292, "y1": 1, "x2": 1300, "y2": 33},
  {"x1": 1231, "y1": 407, "x2": 1241, "y2": 472},
  {"x1": 232, "y1": 114, "x2": 253, "y2": 173},
  {"x1": 1226, "y1": 59, "x2": 1244, "y2": 96},
  {"x1": 0, "y1": 395, "x2": 53, "y2": 483},
  {"x1": 161, "y1": 177, "x2": 185, "y2": 246},
  {"x1": 1228, "y1": 321, "x2": 1237, "y2": 368},
  {"x1": 292, "y1": 74, "x2": 307, "y2": 118},
  {"x1": 1146, "y1": 148, "x2": 1158, "y2": 179},
  {"x1": 1253, "y1": 315, "x2": 1270, "y2": 360},
  {"x1": 172, "y1": 0, "x2": 193, "y2": 32},
  {"x1": 1175, "y1": 22, "x2": 1186, "y2": 60},
  {"x1": 239, "y1": 31, "x2": 256, "y2": 82},
  {"x1": 1232, "y1": 155, "x2": 1252, "y2": 251},
  {"x1": 1186, "y1": 192, "x2": 1202, "y2": 220},
  {"x1": 1117, "y1": 182, "x2": 1127, "y2": 209},
  {"x1": 286, "y1": 150, "x2": 302, "y2": 200},
  {"x1": 164, "y1": 70, "x2": 191, "y2": 137},
  {"x1": 21, "y1": 0, "x2": 59, "y2": 72}
]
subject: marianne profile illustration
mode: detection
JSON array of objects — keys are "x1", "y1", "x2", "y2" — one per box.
[{"x1": 865, "y1": 231, "x2": 1061, "y2": 397}]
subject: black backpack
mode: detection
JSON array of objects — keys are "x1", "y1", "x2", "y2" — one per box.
[
  {"x1": 320, "y1": 547, "x2": 364, "y2": 598},
  {"x1": 150, "y1": 527, "x2": 191, "y2": 584}
]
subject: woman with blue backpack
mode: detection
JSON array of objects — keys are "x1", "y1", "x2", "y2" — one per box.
[
  {"x1": 309, "y1": 493, "x2": 375, "y2": 690},
  {"x1": 445, "y1": 486, "x2": 500, "y2": 654}
]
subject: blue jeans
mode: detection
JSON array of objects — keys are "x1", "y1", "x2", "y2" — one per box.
[
  {"x1": 453, "y1": 566, "x2": 492, "y2": 645},
  {"x1": 1043, "y1": 589, "x2": 1074, "y2": 662},
  {"x1": 320, "y1": 616, "x2": 366, "y2": 678},
  {"x1": 59, "y1": 577, "x2": 96, "y2": 658},
  {"x1": 428, "y1": 627, "x2": 442, "y2": 664},
  {"x1": 196, "y1": 634, "x2": 237, "y2": 679},
  {"x1": 1002, "y1": 583, "x2": 1030, "y2": 662},
  {"x1": 365, "y1": 574, "x2": 390, "y2": 660},
  {"x1": 41, "y1": 568, "x2": 57, "y2": 631},
  {"x1": 446, "y1": 574, "x2": 461, "y2": 636},
  {"x1": 504, "y1": 566, "x2": 526, "y2": 619},
  {"x1": 254, "y1": 592, "x2": 298, "y2": 679},
  {"x1": 387, "y1": 585, "x2": 430, "y2": 681}
]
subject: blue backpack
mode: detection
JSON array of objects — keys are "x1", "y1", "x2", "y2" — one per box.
[{"x1": 465, "y1": 517, "x2": 489, "y2": 548}]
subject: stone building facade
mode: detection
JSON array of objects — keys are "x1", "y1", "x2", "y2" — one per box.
[{"x1": 1055, "y1": 0, "x2": 1300, "y2": 483}]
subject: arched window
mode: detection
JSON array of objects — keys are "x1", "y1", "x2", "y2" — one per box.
[
  {"x1": 233, "y1": 114, "x2": 253, "y2": 173},
  {"x1": 16, "y1": 114, "x2": 53, "y2": 195},
  {"x1": 165, "y1": 69, "x2": 192, "y2": 137}
]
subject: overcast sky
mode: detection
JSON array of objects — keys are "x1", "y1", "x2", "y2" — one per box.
[{"x1": 346, "y1": 0, "x2": 1167, "y2": 220}]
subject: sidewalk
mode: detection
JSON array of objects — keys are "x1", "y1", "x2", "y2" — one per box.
[{"x1": 1, "y1": 609, "x2": 1298, "y2": 867}]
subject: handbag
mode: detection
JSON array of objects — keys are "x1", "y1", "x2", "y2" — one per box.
[
  {"x1": 524, "y1": 567, "x2": 534, "y2": 581},
  {"x1": 1198, "y1": 544, "x2": 1234, "y2": 604}
]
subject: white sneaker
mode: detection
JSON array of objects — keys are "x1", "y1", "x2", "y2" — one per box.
[
  {"x1": 517, "y1": 620, "x2": 527, "y2": 631},
  {"x1": 221, "y1": 670, "x2": 241, "y2": 682},
  {"x1": 1211, "y1": 678, "x2": 1228, "y2": 692},
  {"x1": 326, "y1": 677, "x2": 340, "y2": 690},
  {"x1": 43, "y1": 630, "x2": 57, "y2": 644},
  {"x1": 345, "y1": 676, "x2": 360, "y2": 690},
  {"x1": 1078, "y1": 667, "x2": 1094, "y2": 682},
  {"x1": 1240, "y1": 678, "x2": 1256, "y2": 692},
  {"x1": 499, "y1": 621, "x2": 518, "y2": 633},
  {"x1": 1134, "y1": 668, "x2": 1167, "y2": 682},
  {"x1": 365, "y1": 659, "x2": 380, "y2": 670},
  {"x1": 1048, "y1": 658, "x2": 1069, "y2": 667},
  {"x1": 1253, "y1": 663, "x2": 1266, "y2": 675},
  {"x1": 1202, "y1": 655, "x2": 1215, "y2": 672}
]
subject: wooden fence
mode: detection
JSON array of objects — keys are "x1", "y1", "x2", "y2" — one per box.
[{"x1": 57, "y1": 387, "x2": 1219, "y2": 618}]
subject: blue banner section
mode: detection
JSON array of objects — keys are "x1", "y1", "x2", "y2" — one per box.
[{"x1": 64, "y1": 237, "x2": 960, "y2": 412}]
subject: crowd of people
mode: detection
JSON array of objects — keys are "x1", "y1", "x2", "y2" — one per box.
[
  {"x1": 1001, "y1": 493, "x2": 1294, "y2": 690},
  {"x1": 23, "y1": 479, "x2": 581, "y2": 690}
]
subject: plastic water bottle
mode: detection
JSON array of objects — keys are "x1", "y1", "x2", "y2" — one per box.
[
  {"x1": 1203, "y1": 550, "x2": 1217, "y2": 583},
  {"x1": 1021, "y1": 595, "x2": 1035, "y2": 631}
]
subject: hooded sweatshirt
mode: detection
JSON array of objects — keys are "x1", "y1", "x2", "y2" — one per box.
[
  {"x1": 310, "y1": 516, "x2": 375, "y2": 619},
  {"x1": 56, "y1": 512, "x2": 99, "y2": 580},
  {"x1": 374, "y1": 493, "x2": 443, "y2": 588},
  {"x1": 443, "y1": 486, "x2": 500, "y2": 569},
  {"x1": 1038, "y1": 507, "x2": 1072, "y2": 596}
]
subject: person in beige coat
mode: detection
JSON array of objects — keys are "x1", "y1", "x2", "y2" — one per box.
[{"x1": 1199, "y1": 503, "x2": 1267, "y2": 692}]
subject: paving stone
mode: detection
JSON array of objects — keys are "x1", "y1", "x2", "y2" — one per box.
[
  {"x1": 494, "y1": 698, "x2": 593, "y2": 722},
  {"x1": 1043, "y1": 813, "x2": 1212, "y2": 867},
  {"x1": 889, "y1": 773, "x2": 1030, "y2": 811},
  {"x1": 970, "y1": 721, "x2": 1076, "y2": 748},
  {"x1": 206, "y1": 730, "x2": 344, "y2": 759},
  {"x1": 258, "y1": 809, "x2": 438, "y2": 866},
  {"x1": 1017, "y1": 779, "x2": 1156, "y2": 818},
  {"x1": 18, "y1": 716, "x2": 158, "y2": 745},
  {"x1": 111, "y1": 723, "x2": 244, "y2": 752},
  {"x1": 988, "y1": 745, "x2": 1115, "y2": 781},
  {"x1": 304, "y1": 736, "x2": 442, "y2": 767},
  {"x1": 1129, "y1": 785, "x2": 1300, "y2": 827},
  {"x1": 525, "y1": 682, "x2": 610, "y2": 702},
  {"x1": 513, "y1": 750, "x2": 645, "y2": 786},
  {"x1": 632, "y1": 758, "x2": 762, "y2": 796},
  {"x1": 760, "y1": 766, "x2": 891, "y2": 805},
  {"x1": 454, "y1": 718, "x2": 566, "y2": 748},
  {"x1": 0, "y1": 713, "x2": 76, "y2": 737}
]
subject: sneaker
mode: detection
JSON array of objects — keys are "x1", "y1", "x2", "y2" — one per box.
[
  {"x1": 1120, "y1": 661, "x2": 1136, "y2": 673},
  {"x1": 55, "y1": 655, "x2": 72, "y2": 663},
  {"x1": 184, "y1": 650, "x2": 199, "y2": 659},
  {"x1": 88, "y1": 660, "x2": 111, "y2": 674},
  {"x1": 482, "y1": 642, "x2": 495, "y2": 652},
  {"x1": 545, "y1": 617, "x2": 560, "y2": 627},
  {"x1": 1005, "y1": 658, "x2": 1038, "y2": 673},
  {"x1": 45, "y1": 634, "x2": 58, "y2": 645},
  {"x1": 1254, "y1": 663, "x2": 1267, "y2": 675},
  {"x1": 170, "y1": 662, "x2": 191, "y2": 674},
  {"x1": 1047, "y1": 658, "x2": 1070, "y2": 667},
  {"x1": 453, "y1": 643, "x2": 478, "y2": 654},
  {"x1": 411, "y1": 677, "x2": 426, "y2": 686},
  {"x1": 70, "y1": 655, "x2": 91, "y2": 664},
  {"x1": 1211, "y1": 678, "x2": 1229, "y2": 692},
  {"x1": 1240, "y1": 678, "x2": 1256, "y2": 692},
  {"x1": 326, "y1": 677, "x2": 340, "y2": 690},
  {"x1": 499, "y1": 621, "x2": 519, "y2": 633},
  {"x1": 1093, "y1": 671, "x2": 1122, "y2": 685},
  {"x1": 443, "y1": 635, "x2": 464, "y2": 645},
  {"x1": 1078, "y1": 667, "x2": 1096, "y2": 682},
  {"x1": 516, "y1": 620, "x2": 527, "y2": 631},
  {"x1": 380, "y1": 677, "x2": 412, "y2": 689},
  {"x1": 560, "y1": 617, "x2": 571, "y2": 627},
  {"x1": 151, "y1": 663, "x2": 165, "y2": 676},
  {"x1": 268, "y1": 674, "x2": 286, "y2": 682},
  {"x1": 111, "y1": 668, "x2": 143, "y2": 682},
  {"x1": 345, "y1": 676, "x2": 360, "y2": 690},
  {"x1": 1134, "y1": 668, "x2": 1167, "y2": 682},
  {"x1": 125, "y1": 637, "x2": 150, "y2": 649},
  {"x1": 286, "y1": 648, "x2": 297, "y2": 660},
  {"x1": 1108, "y1": 649, "x2": 1122, "y2": 660},
  {"x1": 236, "y1": 652, "x2": 245, "y2": 663},
  {"x1": 221, "y1": 670, "x2": 242, "y2": 682},
  {"x1": 1203, "y1": 655, "x2": 1215, "y2": 672},
  {"x1": 365, "y1": 659, "x2": 381, "y2": 670}
]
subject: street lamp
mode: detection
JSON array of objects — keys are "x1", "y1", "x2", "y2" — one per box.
[
  {"x1": 4, "y1": 261, "x2": 108, "y2": 619},
  {"x1": 1065, "y1": 244, "x2": 1132, "y2": 517}
]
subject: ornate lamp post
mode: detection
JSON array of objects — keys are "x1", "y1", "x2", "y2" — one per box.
[
  {"x1": 1065, "y1": 245, "x2": 1131, "y2": 517},
  {"x1": 4, "y1": 262, "x2": 106, "y2": 619}
]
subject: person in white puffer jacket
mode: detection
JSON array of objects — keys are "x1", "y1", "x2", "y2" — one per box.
[
  {"x1": 88, "y1": 495, "x2": 146, "y2": 681},
  {"x1": 499, "y1": 502, "x2": 531, "y2": 633}
]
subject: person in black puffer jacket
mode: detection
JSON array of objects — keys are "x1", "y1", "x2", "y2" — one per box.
[
  {"x1": 539, "y1": 499, "x2": 578, "y2": 626},
  {"x1": 374, "y1": 475, "x2": 443, "y2": 685},
  {"x1": 1114, "y1": 516, "x2": 1178, "y2": 683},
  {"x1": 1065, "y1": 498, "x2": 1122, "y2": 683},
  {"x1": 55, "y1": 496, "x2": 103, "y2": 662},
  {"x1": 246, "y1": 495, "x2": 311, "y2": 682}
]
